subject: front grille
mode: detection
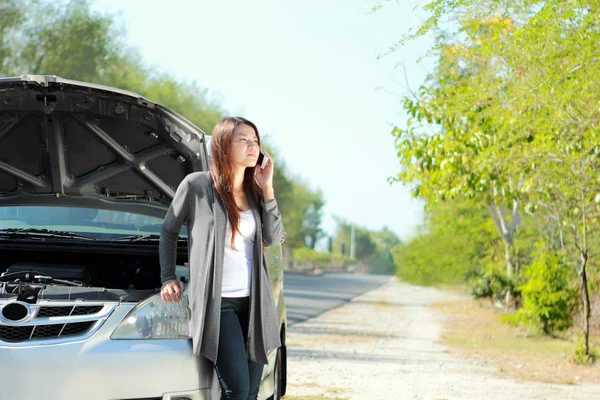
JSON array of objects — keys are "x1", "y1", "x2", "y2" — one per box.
[
  {"x1": 71, "y1": 305, "x2": 103, "y2": 315},
  {"x1": 60, "y1": 321, "x2": 94, "y2": 336},
  {"x1": 0, "y1": 326, "x2": 32, "y2": 342},
  {"x1": 37, "y1": 305, "x2": 103, "y2": 318},
  {"x1": 0, "y1": 321, "x2": 95, "y2": 343},
  {"x1": 30, "y1": 324, "x2": 63, "y2": 339},
  {"x1": 37, "y1": 306, "x2": 73, "y2": 317}
]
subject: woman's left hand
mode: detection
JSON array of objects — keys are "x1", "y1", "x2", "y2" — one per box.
[{"x1": 254, "y1": 150, "x2": 274, "y2": 190}]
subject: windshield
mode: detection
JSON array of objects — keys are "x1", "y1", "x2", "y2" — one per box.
[{"x1": 0, "y1": 206, "x2": 187, "y2": 240}]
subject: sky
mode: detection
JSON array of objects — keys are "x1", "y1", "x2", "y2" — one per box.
[{"x1": 91, "y1": 0, "x2": 434, "y2": 243}]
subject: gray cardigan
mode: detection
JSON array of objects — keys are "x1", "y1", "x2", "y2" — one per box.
[{"x1": 159, "y1": 171, "x2": 284, "y2": 365}]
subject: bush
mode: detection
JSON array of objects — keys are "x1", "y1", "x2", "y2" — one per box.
[
  {"x1": 468, "y1": 263, "x2": 524, "y2": 305},
  {"x1": 393, "y1": 235, "x2": 477, "y2": 286},
  {"x1": 291, "y1": 247, "x2": 355, "y2": 269},
  {"x1": 573, "y1": 334, "x2": 598, "y2": 365},
  {"x1": 503, "y1": 251, "x2": 577, "y2": 335},
  {"x1": 393, "y1": 201, "x2": 500, "y2": 286},
  {"x1": 366, "y1": 249, "x2": 396, "y2": 275}
]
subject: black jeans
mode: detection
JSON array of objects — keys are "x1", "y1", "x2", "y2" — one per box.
[{"x1": 214, "y1": 296, "x2": 264, "y2": 400}]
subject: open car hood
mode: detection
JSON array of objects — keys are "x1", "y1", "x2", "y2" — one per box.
[{"x1": 0, "y1": 75, "x2": 209, "y2": 218}]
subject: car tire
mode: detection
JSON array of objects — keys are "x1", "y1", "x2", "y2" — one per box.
[{"x1": 273, "y1": 344, "x2": 286, "y2": 399}]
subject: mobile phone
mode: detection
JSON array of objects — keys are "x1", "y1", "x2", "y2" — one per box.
[{"x1": 257, "y1": 150, "x2": 268, "y2": 169}]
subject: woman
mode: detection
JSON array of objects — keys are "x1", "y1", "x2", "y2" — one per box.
[{"x1": 159, "y1": 117, "x2": 285, "y2": 400}]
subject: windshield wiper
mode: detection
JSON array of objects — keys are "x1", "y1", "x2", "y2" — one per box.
[
  {"x1": 0, "y1": 228, "x2": 96, "y2": 241},
  {"x1": 112, "y1": 234, "x2": 186, "y2": 242}
]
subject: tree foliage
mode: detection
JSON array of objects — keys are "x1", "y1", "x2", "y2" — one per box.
[
  {"x1": 391, "y1": 0, "x2": 600, "y2": 359},
  {"x1": 393, "y1": 200, "x2": 500, "y2": 285},
  {"x1": 261, "y1": 145, "x2": 326, "y2": 250},
  {"x1": 329, "y1": 218, "x2": 401, "y2": 275}
]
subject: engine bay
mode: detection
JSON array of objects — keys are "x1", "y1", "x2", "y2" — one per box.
[{"x1": 0, "y1": 242, "x2": 185, "y2": 303}]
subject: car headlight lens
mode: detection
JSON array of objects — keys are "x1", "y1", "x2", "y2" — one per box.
[{"x1": 111, "y1": 294, "x2": 191, "y2": 340}]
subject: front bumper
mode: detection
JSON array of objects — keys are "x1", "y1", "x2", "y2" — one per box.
[{"x1": 0, "y1": 303, "x2": 215, "y2": 400}]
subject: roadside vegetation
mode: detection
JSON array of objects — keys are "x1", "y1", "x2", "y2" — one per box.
[{"x1": 386, "y1": 0, "x2": 600, "y2": 365}]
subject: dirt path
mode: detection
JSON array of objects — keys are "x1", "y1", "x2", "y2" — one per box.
[{"x1": 285, "y1": 277, "x2": 600, "y2": 400}]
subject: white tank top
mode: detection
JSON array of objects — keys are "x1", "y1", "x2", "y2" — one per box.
[{"x1": 221, "y1": 209, "x2": 256, "y2": 298}]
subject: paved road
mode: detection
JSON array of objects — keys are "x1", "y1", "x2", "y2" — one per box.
[
  {"x1": 286, "y1": 279, "x2": 600, "y2": 400},
  {"x1": 282, "y1": 272, "x2": 391, "y2": 325}
]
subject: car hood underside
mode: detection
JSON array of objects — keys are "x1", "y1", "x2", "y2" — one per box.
[{"x1": 0, "y1": 75, "x2": 209, "y2": 218}]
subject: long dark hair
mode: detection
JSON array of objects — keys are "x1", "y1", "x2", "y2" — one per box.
[{"x1": 210, "y1": 117, "x2": 262, "y2": 247}]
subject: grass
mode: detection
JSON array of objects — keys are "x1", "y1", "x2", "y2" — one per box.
[{"x1": 434, "y1": 297, "x2": 600, "y2": 384}]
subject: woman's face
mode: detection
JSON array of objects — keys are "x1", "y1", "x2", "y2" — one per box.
[{"x1": 230, "y1": 123, "x2": 259, "y2": 168}]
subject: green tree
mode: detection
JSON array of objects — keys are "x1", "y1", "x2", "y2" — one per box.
[
  {"x1": 0, "y1": 0, "x2": 26, "y2": 74},
  {"x1": 392, "y1": 15, "x2": 527, "y2": 306},
  {"x1": 301, "y1": 189, "x2": 325, "y2": 249},
  {"x1": 1, "y1": 0, "x2": 225, "y2": 133},
  {"x1": 261, "y1": 140, "x2": 326, "y2": 250},
  {"x1": 393, "y1": 200, "x2": 500, "y2": 285},
  {"x1": 367, "y1": 227, "x2": 402, "y2": 275},
  {"x1": 280, "y1": 179, "x2": 323, "y2": 249},
  {"x1": 332, "y1": 219, "x2": 403, "y2": 274},
  {"x1": 333, "y1": 219, "x2": 377, "y2": 261},
  {"x1": 16, "y1": 0, "x2": 122, "y2": 82},
  {"x1": 506, "y1": 2, "x2": 600, "y2": 357},
  {"x1": 389, "y1": 0, "x2": 600, "y2": 358},
  {"x1": 371, "y1": 226, "x2": 402, "y2": 249}
]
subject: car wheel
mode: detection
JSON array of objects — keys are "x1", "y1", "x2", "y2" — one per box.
[{"x1": 273, "y1": 345, "x2": 286, "y2": 399}]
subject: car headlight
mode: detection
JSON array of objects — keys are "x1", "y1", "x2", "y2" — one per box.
[{"x1": 111, "y1": 294, "x2": 191, "y2": 340}]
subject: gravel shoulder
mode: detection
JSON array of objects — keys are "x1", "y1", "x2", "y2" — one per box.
[{"x1": 285, "y1": 277, "x2": 600, "y2": 400}]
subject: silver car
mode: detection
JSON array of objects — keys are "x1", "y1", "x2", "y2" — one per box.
[{"x1": 0, "y1": 75, "x2": 287, "y2": 400}]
